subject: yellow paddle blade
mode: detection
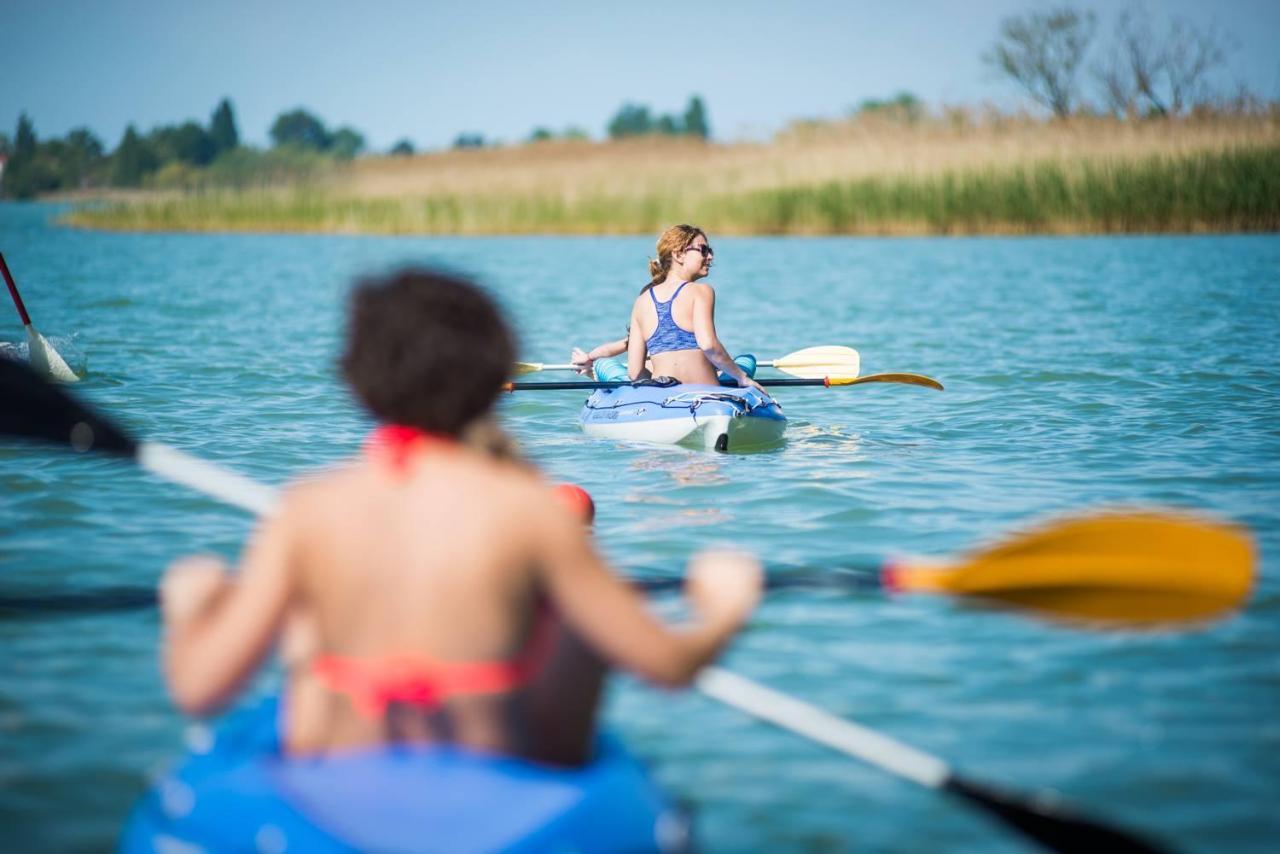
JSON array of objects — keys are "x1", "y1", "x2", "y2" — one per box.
[
  {"x1": 827, "y1": 373, "x2": 944, "y2": 390},
  {"x1": 890, "y1": 511, "x2": 1255, "y2": 624},
  {"x1": 768, "y1": 346, "x2": 861, "y2": 380}
]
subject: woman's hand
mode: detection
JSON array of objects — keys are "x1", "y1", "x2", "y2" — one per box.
[
  {"x1": 161, "y1": 555, "x2": 230, "y2": 626},
  {"x1": 571, "y1": 347, "x2": 594, "y2": 376},
  {"x1": 684, "y1": 548, "x2": 763, "y2": 632},
  {"x1": 739, "y1": 375, "x2": 769, "y2": 396}
]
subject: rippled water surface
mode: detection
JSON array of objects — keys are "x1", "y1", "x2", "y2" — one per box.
[{"x1": 2, "y1": 203, "x2": 1278, "y2": 851}]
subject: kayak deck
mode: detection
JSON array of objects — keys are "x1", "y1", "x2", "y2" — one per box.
[
  {"x1": 120, "y1": 697, "x2": 688, "y2": 853},
  {"x1": 579, "y1": 383, "x2": 786, "y2": 451}
]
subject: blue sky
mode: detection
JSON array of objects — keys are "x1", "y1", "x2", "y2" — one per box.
[{"x1": 5, "y1": 1, "x2": 1278, "y2": 152}]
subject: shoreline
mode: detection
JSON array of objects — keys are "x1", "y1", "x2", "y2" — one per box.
[{"x1": 45, "y1": 118, "x2": 1280, "y2": 237}]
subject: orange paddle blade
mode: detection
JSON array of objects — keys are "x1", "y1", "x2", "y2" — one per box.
[{"x1": 889, "y1": 511, "x2": 1254, "y2": 624}]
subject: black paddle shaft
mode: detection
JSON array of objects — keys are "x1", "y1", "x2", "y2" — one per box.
[
  {"x1": 0, "y1": 358, "x2": 136, "y2": 456},
  {"x1": 0, "y1": 566, "x2": 887, "y2": 619},
  {"x1": 945, "y1": 776, "x2": 1170, "y2": 853},
  {"x1": 505, "y1": 378, "x2": 831, "y2": 391}
]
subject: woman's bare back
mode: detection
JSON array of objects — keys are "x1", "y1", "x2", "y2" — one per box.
[{"x1": 281, "y1": 449, "x2": 551, "y2": 754}]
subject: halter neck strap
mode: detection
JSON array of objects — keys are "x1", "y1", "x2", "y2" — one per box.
[{"x1": 366, "y1": 425, "x2": 454, "y2": 472}]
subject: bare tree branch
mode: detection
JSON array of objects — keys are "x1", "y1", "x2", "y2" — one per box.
[
  {"x1": 1105, "y1": 5, "x2": 1232, "y2": 116},
  {"x1": 985, "y1": 8, "x2": 1097, "y2": 118}
]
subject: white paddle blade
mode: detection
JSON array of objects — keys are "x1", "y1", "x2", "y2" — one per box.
[
  {"x1": 26, "y1": 325, "x2": 78, "y2": 383},
  {"x1": 512, "y1": 362, "x2": 581, "y2": 376},
  {"x1": 769, "y1": 346, "x2": 860, "y2": 380}
]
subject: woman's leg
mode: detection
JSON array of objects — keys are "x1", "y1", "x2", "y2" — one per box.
[
  {"x1": 593, "y1": 355, "x2": 629, "y2": 382},
  {"x1": 717, "y1": 353, "x2": 758, "y2": 383}
]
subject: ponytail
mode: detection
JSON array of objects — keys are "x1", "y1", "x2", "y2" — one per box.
[{"x1": 641, "y1": 223, "x2": 706, "y2": 294}]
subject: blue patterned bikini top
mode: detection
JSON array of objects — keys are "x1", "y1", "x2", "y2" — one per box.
[{"x1": 645, "y1": 282, "x2": 700, "y2": 355}]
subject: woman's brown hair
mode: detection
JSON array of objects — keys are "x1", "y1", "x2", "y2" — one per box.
[
  {"x1": 643, "y1": 224, "x2": 706, "y2": 293},
  {"x1": 341, "y1": 268, "x2": 515, "y2": 436}
]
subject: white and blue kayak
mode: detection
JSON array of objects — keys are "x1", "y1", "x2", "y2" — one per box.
[
  {"x1": 120, "y1": 697, "x2": 689, "y2": 853},
  {"x1": 579, "y1": 382, "x2": 786, "y2": 451}
]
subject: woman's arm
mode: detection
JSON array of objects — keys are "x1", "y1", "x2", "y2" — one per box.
[
  {"x1": 571, "y1": 337, "x2": 628, "y2": 376},
  {"x1": 626, "y1": 302, "x2": 651, "y2": 380},
  {"x1": 691, "y1": 286, "x2": 766, "y2": 392},
  {"x1": 533, "y1": 502, "x2": 760, "y2": 687},
  {"x1": 160, "y1": 506, "x2": 297, "y2": 716}
]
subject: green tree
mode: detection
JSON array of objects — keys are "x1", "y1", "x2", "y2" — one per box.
[
  {"x1": 59, "y1": 127, "x2": 105, "y2": 187},
  {"x1": 389, "y1": 139, "x2": 416, "y2": 156},
  {"x1": 150, "y1": 121, "x2": 216, "y2": 165},
  {"x1": 985, "y1": 8, "x2": 1096, "y2": 118},
  {"x1": 0, "y1": 132, "x2": 10, "y2": 157},
  {"x1": 528, "y1": 127, "x2": 554, "y2": 142},
  {"x1": 2, "y1": 114, "x2": 52, "y2": 199},
  {"x1": 14, "y1": 113, "x2": 37, "y2": 157},
  {"x1": 209, "y1": 98, "x2": 239, "y2": 154},
  {"x1": 683, "y1": 95, "x2": 710, "y2": 139},
  {"x1": 453, "y1": 132, "x2": 485, "y2": 149},
  {"x1": 856, "y1": 91, "x2": 923, "y2": 122},
  {"x1": 65, "y1": 127, "x2": 104, "y2": 159},
  {"x1": 270, "y1": 109, "x2": 330, "y2": 150},
  {"x1": 328, "y1": 126, "x2": 365, "y2": 160},
  {"x1": 607, "y1": 103, "x2": 653, "y2": 138},
  {"x1": 112, "y1": 124, "x2": 158, "y2": 186},
  {"x1": 656, "y1": 114, "x2": 680, "y2": 135}
]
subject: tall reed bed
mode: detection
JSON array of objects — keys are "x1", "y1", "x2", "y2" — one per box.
[
  {"x1": 702, "y1": 146, "x2": 1280, "y2": 234},
  {"x1": 64, "y1": 117, "x2": 1280, "y2": 235}
]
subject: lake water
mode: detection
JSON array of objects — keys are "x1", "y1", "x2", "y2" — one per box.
[{"x1": 1, "y1": 202, "x2": 1278, "y2": 852}]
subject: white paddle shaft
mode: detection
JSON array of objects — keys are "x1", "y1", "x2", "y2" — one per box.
[
  {"x1": 697, "y1": 666, "x2": 950, "y2": 788},
  {"x1": 137, "y1": 442, "x2": 278, "y2": 516}
]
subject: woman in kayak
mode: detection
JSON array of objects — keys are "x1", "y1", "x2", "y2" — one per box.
[
  {"x1": 158, "y1": 268, "x2": 760, "y2": 765},
  {"x1": 572, "y1": 224, "x2": 763, "y2": 392}
]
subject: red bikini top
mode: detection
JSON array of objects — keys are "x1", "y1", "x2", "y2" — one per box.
[{"x1": 310, "y1": 424, "x2": 554, "y2": 719}]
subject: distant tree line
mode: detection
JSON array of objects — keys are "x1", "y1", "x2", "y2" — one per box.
[
  {"x1": 453, "y1": 94, "x2": 710, "y2": 152},
  {"x1": 269, "y1": 109, "x2": 366, "y2": 159},
  {"x1": 606, "y1": 96, "x2": 710, "y2": 140},
  {"x1": 852, "y1": 92, "x2": 925, "y2": 122},
  {"x1": 985, "y1": 5, "x2": 1251, "y2": 119},
  {"x1": 0, "y1": 100, "x2": 373, "y2": 200}
]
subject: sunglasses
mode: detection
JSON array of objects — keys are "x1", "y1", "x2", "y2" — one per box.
[{"x1": 686, "y1": 244, "x2": 714, "y2": 258}]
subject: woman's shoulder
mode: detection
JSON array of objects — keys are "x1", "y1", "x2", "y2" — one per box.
[
  {"x1": 687, "y1": 280, "x2": 715, "y2": 298},
  {"x1": 281, "y1": 460, "x2": 366, "y2": 508}
]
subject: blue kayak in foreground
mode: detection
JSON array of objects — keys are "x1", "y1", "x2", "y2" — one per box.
[
  {"x1": 579, "y1": 383, "x2": 786, "y2": 451},
  {"x1": 121, "y1": 697, "x2": 688, "y2": 853}
]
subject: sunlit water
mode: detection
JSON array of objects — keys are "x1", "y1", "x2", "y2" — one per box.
[{"x1": 2, "y1": 203, "x2": 1278, "y2": 852}]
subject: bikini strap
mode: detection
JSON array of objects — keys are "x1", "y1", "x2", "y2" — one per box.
[{"x1": 366, "y1": 424, "x2": 454, "y2": 473}]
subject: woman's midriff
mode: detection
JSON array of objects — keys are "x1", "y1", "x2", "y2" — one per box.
[{"x1": 650, "y1": 349, "x2": 717, "y2": 384}]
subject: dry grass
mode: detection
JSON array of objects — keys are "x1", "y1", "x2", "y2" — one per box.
[
  {"x1": 337, "y1": 113, "x2": 1280, "y2": 199},
  {"x1": 64, "y1": 114, "x2": 1280, "y2": 235}
]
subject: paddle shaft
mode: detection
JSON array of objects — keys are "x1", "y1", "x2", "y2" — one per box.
[
  {"x1": 1, "y1": 252, "x2": 34, "y2": 325},
  {"x1": 505, "y1": 373, "x2": 942, "y2": 391},
  {"x1": 0, "y1": 566, "x2": 888, "y2": 617}
]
